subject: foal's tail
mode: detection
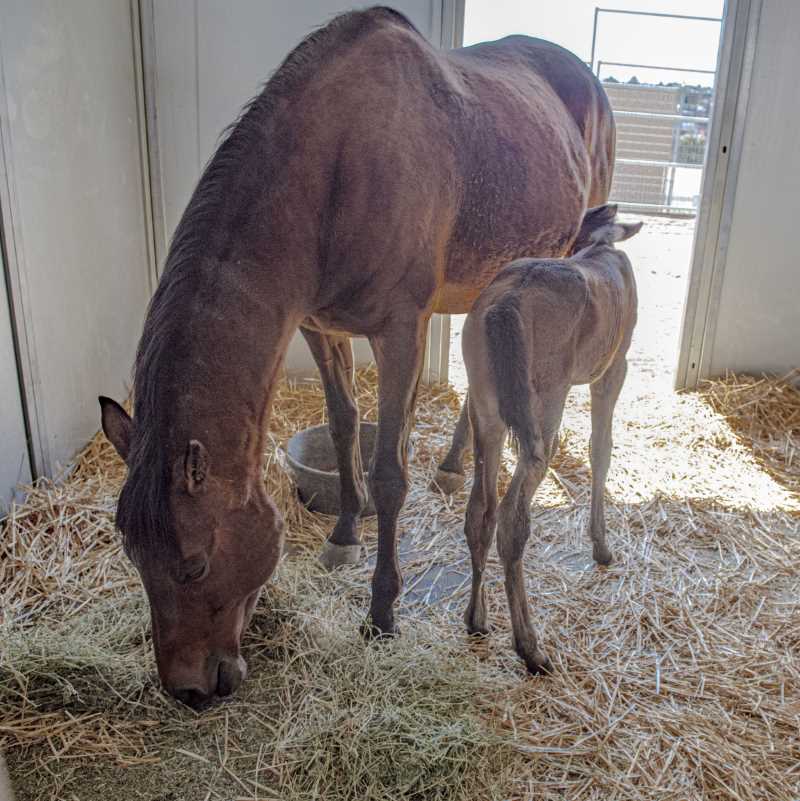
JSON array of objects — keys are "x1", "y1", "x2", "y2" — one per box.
[{"x1": 484, "y1": 299, "x2": 545, "y2": 466}]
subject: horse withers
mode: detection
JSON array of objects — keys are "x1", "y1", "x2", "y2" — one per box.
[
  {"x1": 98, "y1": 7, "x2": 614, "y2": 707},
  {"x1": 460, "y1": 204, "x2": 642, "y2": 674}
]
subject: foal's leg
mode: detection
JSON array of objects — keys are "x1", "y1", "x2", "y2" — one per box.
[
  {"x1": 463, "y1": 395, "x2": 504, "y2": 636},
  {"x1": 588, "y1": 355, "x2": 628, "y2": 566},
  {"x1": 496, "y1": 389, "x2": 567, "y2": 674},
  {"x1": 363, "y1": 317, "x2": 427, "y2": 636},
  {"x1": 301, "y1": 328, "x2": 368, "y2": 569},
  {"x1": 430, "y1": 396, "x2": 472, "y2": 495}
]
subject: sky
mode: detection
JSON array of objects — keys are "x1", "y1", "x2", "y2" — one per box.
[{"x1": 463, "y1": 0, "x2": 725, "y2": 86}]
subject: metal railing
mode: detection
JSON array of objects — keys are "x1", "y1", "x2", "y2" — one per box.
[
  {"x1": 600, "y1": 81, "x2": 713, "y2": 214},
  {"x1": 592, "y1": 7, "x2": 721, "y2": 215}
]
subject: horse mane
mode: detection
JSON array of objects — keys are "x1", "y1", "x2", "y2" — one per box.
[{"x1": 117, "y1": 7, "x2": 419, "y2": 559}]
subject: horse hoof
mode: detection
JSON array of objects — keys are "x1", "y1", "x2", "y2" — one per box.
[
  {"x1": 525, "y1": 654, "x2": 553, "y2": 676},
  {"x1": 464, "y1": 596, "x2": 490, "y2": 636},
  {"x1": 512, "y1": 632, "x2": 552, "y2": 676},
  {"x1": 429, "y1": 468, "x2": 466, "y2": 495},
  {"x1": 318, "y1": 542, "x2": 363, "y2": 570},
  {"x1": 360, "y1": 618, "x2": 398, "y2": 641},
  {"x1": 593, "y1": 547, "x2": 613, "y2": 567}
]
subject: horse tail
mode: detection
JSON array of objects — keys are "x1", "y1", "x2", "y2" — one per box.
[{"x1": 484, "y1": 298, "x2": 545, "y2": 466}]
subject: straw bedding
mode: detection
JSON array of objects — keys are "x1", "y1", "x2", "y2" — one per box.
[{"x1": 1, "y1": 366, "x2": 799, "y2": 800}]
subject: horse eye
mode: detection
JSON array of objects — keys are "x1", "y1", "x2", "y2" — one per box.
[{"x1": 179, "y1": 556, "x2": 209, "y2": 584}]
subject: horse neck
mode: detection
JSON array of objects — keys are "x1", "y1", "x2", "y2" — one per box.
[{"x1": 137, "y1": 267, "x2": 300, "y2": 497}]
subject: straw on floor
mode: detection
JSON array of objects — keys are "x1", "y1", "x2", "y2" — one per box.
[{"x1": 1, "y1": 367, "x2": 799, "y2": 801}]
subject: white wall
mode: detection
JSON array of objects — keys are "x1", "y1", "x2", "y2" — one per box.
[
  {"x1": 0, "y1": 0, "x2": 153, "y2": 477},
  {"x1": 0, "y1": 249, "x2": 30, "y2": 509},
  {"x1": 702, "y1": 0, "x2": 800, "y2": 377}
]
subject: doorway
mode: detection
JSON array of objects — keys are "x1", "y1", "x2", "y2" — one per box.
[{"x1": 448, "y1": 1, "x2": 726, "y2": 395}]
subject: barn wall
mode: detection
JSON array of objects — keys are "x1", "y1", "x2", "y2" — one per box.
[
  {"x1": 0, "y1": 247, "x2": 30, "y2": 509},
  {"x1": 143, "y1": 0, "x2": 446, "y2": 377},
  {"x1": 0, "y1": 0, "x2": 153, "y2": 478},
  {"x1": 704, "y1": 0, "x2": 800, "y2": 377}
]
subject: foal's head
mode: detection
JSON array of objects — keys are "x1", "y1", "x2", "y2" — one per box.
[{"x1": 99, "y1": 397, "x2": 285, "y2": 709}]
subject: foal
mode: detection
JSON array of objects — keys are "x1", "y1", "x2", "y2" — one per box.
[{"x1": 461, "y1": 204, "x2": 642, "y2": 674}]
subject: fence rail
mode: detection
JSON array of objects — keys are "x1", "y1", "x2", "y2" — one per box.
[
  {"x1": 616, "y1": 158, "x2": 703, "y2": 170},
  {"x1": 593, "y1": 7, "x2": 719, "y2": 217},
  {"x1": 613, "y1": 109, "x2": 710, "y2": 124},
  {"x1": 604, "y1": 84, "x2": 712, "y2": 216}
]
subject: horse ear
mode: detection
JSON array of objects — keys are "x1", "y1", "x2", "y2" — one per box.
[
  {"x1": 573, "y1": 204, "x2": 618, "y2": 251},
  {"x1": 581, "y1": 203, "x2": 617, "y2": 232},
  {"x1": 588, "y1": 220, "x2": 644, "y2": 246},
  {"x1": 184, "y1": 440, "x2": 209, "y2": 494},
  {"x1": 99, "y1": 396, "x2": 132, "y2": 461},
  {"x1": 614, "y1": 221, "x2": 644, "y2": 242}
]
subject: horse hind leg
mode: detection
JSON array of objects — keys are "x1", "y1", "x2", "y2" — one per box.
[
  {"x1": 430, "y1": 395, "x2": 472, "y2": 495},
  {"x1": 497, "y1": 450, "x2": 552, "y2": 674},
  {"x1": 496, "y1": 388, "x2": 567, "y2": 675},
  {"x1": 588, "y1": 355, "x2": 628, "y2": 566},
  {"x1": 300, "y1": 328, "x2": 367, "y2": 569},
  {"x1": 463, "y1": 394, "x2": 503, "y2": 636}
]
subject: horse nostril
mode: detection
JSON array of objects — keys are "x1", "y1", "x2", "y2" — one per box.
[
  {"x1": 172, "y1": 686, "x2": 210, "y2": 710},
  {"x1": 215, "y1": 657, "x2": 246, "y2": 697}
]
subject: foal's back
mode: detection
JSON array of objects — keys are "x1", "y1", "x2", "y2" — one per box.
[{"x1": 470, "y1": 242, "x2": 638, "y2": 388}]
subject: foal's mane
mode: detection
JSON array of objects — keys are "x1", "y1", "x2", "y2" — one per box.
[{"x1": 117, "y1": 7, "x2": 419, "y2": 558}]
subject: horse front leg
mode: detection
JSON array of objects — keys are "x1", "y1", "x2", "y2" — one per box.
[
  {"x1": 362, "y1": 315, "x2": 428, "y2": 637},
  {"x1": 300, "y1": 327, "x2": 368, "y2": 568}
]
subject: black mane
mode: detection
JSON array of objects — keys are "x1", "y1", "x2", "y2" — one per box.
[{"x1": 116, "y1": 7, "x2": 418, "y2": 558}]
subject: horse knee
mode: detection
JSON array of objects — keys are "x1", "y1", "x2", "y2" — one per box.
[
  {"x1": 496, "y1": 495, "x2": 533, "y2": 564},
  {"x1": 496, "y1": 524, "x2": 529, "y2": 566},
  {"x1": 465, "y1": 501, "x2": 495, "y2": 550}
]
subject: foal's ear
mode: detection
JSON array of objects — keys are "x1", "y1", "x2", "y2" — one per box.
[
  {"x1": 573, "y1": 204, "x2": 618, "y2": 251},
  {"x1": 611, "y1": 221, "x2": 644, "y2": 242},
  {"x1": 582, "y1": 203, "x2": 618, "y2": 230},
  {"x1": 99, "y1": 396, "x2": 132, "y2": 461},
  {"x1": 184, "y1": 440, "x2": 210, "y2": 495},
  {"x1": 591, "y1": 220, "x2": 644, "y2": 245}
]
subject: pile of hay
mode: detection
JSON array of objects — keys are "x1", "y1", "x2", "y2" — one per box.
[{"x1": 2, "y1": 367, "x2": 800, "y2": 800}]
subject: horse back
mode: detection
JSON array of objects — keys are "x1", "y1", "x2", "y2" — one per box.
[{"x1": 425, "y1": 39, "x2": 611, "y2": 311}]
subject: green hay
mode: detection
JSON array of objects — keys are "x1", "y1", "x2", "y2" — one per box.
[{"x1": 2, "y1": 561, "x2": 527, "y2": 801}]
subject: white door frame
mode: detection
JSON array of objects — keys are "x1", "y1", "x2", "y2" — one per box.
[
  {"x1": 421, "y1": 0, "x2": 465, "y2": 384},
  {"x1": 674, "y1": 0, "x2": 762, "y2": 389}
]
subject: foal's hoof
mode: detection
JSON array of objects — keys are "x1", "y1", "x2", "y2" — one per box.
[
  {"x1": 593, "y1": 546, "x2": 614, "y2": 567},
  {"x1": 464, "y1": 593, "x2": 490, "y2": 637},
  {"x1": 429, "y1": 468, "x2": 466, "y2": 495},
  {"x1": 512, "y1": 632, "x2": 553, "y2": 676},
  {"x1": 318, "y1": 542, "x2": 363, "y2": 571},
  {"x1": 524, "y1": 654, "x2": 554, "y2": 676}
]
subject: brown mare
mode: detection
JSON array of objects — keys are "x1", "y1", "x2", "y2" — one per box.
[
  {"x1": 461, "y1": 205, "x2": 641, "y2": 674},
  {"x1": 99, "y1": 7, "x2": 614, "y2": 707}
]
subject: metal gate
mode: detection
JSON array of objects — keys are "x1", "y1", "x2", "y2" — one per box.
[{"x1": 590, "y1": 8, "x2": 722, "y2": 215}]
